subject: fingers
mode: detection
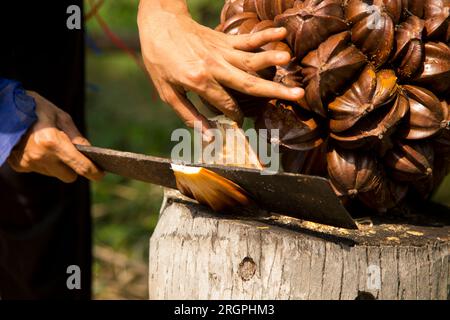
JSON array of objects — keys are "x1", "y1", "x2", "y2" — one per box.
[
  {"x1": 7, "y1": 146, "x2": 31, "y2": 173},
  {"x1": 8, "y1": 138, "x2": 78, "y2": 183},
  {"x1": 160, "y1": 85, "x2": 213, "y2": 136},
  {"x1": 230, "y1": 27, "x2": 287, "y2": 51},
  {"x1": 54, "y1": 111, "x2": 104, "y2": 181},
  {"x1": 45, "y1": 161, "x2": 79, "y2": 183},
  {"x1": 224, "y1": 49, "x2": 291, "y2": 73},
  {"x1": 215, "y1": 63, "x2": 305, "y2": 101},
  {"x1": 56, "y1": 112, "x2": 91, "y2": 146},
  {"x1": 13, "y1": 92, "x2": 104, "y2": 183},
  {"x1": 196, "y1": 81, "x2": 243, "y2": 125},
  {"x1": 53, "y1": 131, "x2": 105, "y2": 182},
  {"x1": 30, "y1": 93, "x2": 87, "y2": 147}
]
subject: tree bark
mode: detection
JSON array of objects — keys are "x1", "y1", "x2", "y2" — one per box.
[{"x1": 149, "y1": 190, "x2": 450, "y2": 300}]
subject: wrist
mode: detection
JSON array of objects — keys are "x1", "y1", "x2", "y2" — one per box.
[{"x1": 138, "y1": 0, "x2": 190, "y2": 24}]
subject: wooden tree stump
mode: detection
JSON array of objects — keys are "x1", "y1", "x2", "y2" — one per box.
[{"x1": 149, "y1": 190, "x2": 450, "y2": 300}]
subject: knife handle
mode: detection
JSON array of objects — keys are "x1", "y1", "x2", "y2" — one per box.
[{"x1": 75, "y1": 144, "x2": 178, "y2": 189}]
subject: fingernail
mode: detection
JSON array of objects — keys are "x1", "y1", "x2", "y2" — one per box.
[
  {"x1": 291, "y1": 88, "x2": 304, "y2": 96},
  {"x1": 275, "y1": 27, "x2": 285, "y2": 33},
  {"x1": 276, "y1": 52, "x2": 288, "y2": 60}
]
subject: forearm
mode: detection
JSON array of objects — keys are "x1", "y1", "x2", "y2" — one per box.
[
  {"x1": 138, "y1": 0, "x2": 190, "y2": 19},
  {"x1": 0, "y1": 78, "x2": 37, "y2": 165}
]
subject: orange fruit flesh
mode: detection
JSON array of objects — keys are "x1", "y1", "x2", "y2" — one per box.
[
  {"x1": 172, "y1": 165, "x2": 253, "y2": 212},
  {"x1": 172, "y1": 116, "x2": 262, "y2": 212}
]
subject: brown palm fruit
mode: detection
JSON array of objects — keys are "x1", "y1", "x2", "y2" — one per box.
[
  {"x1": 327, "y1": 146, "x2": 381, "y2": 197},
  {"x1": 273, "y1": 58, "x2": 303, "y2": 88},
  {"x1": 244, "y1": 0, "x2": 257, "y2": 12},
  {"x1": 245, "y1": 0, "x2": 296, "y2": 20},
  {"x1": 330, "y1": 93, "x2": 409, "y2": 149},
  {"x1": 398, "y1": 85, "x2": 449, "y2": 139},
  {"x1": 329, "y1": 65, "x2": 398, "y2": 133},
  {"x1": 414, "y1": 42, "x2": 450, "y2": 97},
  {"x1": 424, "y1": 0, "x2": 450, "y2": 42},
  {"x1": 403, "y1": 0, "x2": 425, "y2": 18},
  {"x1": 433, "y1": 99, "x2": 450, "y2": 159},
  {"x1": 358, "y1": 177, "x2": 409, "y2": 213},
  {"x1": 345, "y1": 0, "x2": 403, "y2": 25},
  {"x1": 221, "y1": 0, "x2": 245, "y2": 26},
  {"x1": 222, "y1": 12, "x2": 260, "y2": 35},
  {"x1": 255, "y1": 101, "x2": 324, "y2": 151},
  {"x1": 282, "y1": 142, "x2": 328, "y2": 176},
  {"x1": 391, "y1": 16, "x2": 425, "y2": 79},
  {"x1": 433, "y1": 105, "x2": 450, "y2": 189},
  {"x1": 345, "y1": 0, "x2": 401, "y2": 67},
  {"x1": 217, "y1": 0, "x2": 450, "y2": 214},
  {"x1": 301, "y1": 31, "x2": 367, "y2": 117},
  {"x1": 274, "y1": 0, "x2": 348, "y2": 59},
  {"x1": 385, "y1": 140, "x2": 436, "y2": 197},
  {"x1": 385, "y1": 140, "x2": 435, "y2": 181}
]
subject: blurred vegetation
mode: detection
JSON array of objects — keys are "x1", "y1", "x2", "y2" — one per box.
[
  {"x1": 85, "y1": 0, "x2": 450, "y2": 300},
  {"x1": 86, "y1": 52, "x2": 181, "y2": 299},
  {"x1": 87, "y1": 0, "x2": 221, "y2": 35},
  {"x1": 85, "y1": 0, "x2": 223, "y2": 300}
]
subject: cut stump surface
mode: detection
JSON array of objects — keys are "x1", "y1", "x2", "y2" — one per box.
[{"x1": 149, "y1": 190, "x2": 450, "y2": 300}]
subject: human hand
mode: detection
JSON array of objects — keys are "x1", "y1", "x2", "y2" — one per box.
[
  {"x1": 7, "y1": 91, "x2": 104, "y2": 183},
  {"x1": 138, "y1": 0, "x2": 304, "y2": 134}
]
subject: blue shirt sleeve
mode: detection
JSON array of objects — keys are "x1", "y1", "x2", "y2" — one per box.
[{"x1": 0, "y1": 78, "x2": 38, "y2": 166}]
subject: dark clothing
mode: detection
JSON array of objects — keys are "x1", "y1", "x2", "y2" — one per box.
[
  {"x1": 0, "y1": 79, "x2": 38, "y2": 165},
  {"x1": 0, "y1": 1, "x2": 91, "y2": 299}
]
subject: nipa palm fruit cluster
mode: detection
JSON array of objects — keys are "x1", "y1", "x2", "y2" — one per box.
[{"x1": 217, "y1": 0, "x2": 450, "y2": 213}]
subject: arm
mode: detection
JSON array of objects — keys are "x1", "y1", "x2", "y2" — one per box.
[
  {"x1": 0, "y1": 79, "x2": 37, "y2": 165},
  {"x1": 0, "y1": 79, "x2": 103, "y2": 183},
  {"x1": 137, "y1": 0, "x2": 304, "y2": 135}
]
